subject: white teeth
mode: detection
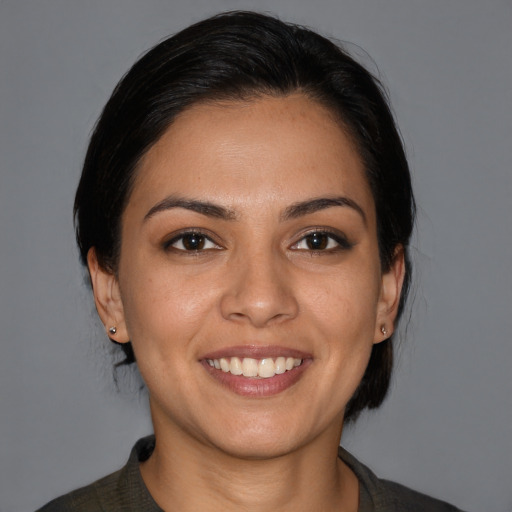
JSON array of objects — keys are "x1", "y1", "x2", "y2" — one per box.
[
  {"x1": 230, "y1": 357, "x2": 243, "y2": 375},
  {"x1": 275, "y1": 356, "x2": 286, "y2": 374},
  {"x1": 242, "y1": 358, "x2": 258, "y2": 377},
  {"x1": 258, "y1": 358, "x2": 275, "y2": 378},
  {"x1": 208, "y1": 356, "x2": 303, "y2": 378},
  {"x1": 220, "y1": 358, "x2": 230, "y2": 373}
]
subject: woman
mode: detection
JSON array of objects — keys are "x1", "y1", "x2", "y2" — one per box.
[{"x1": 39, "y1": 11, "x2": 464, "y2": 512}]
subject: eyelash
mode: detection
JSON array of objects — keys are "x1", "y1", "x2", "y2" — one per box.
[
  {"x1": 163, "y1": 229, "x2": 352, "y2": 254},
  {"x1": 163, "y1": 230, "x2": 222, "y2": 253},
  {"x1": 291, "y1": 229, "x2": 353, "y2": 253}
]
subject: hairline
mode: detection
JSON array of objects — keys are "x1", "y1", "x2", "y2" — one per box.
[{"x1": 107, "y1": 88, "x2": 371, "y2": 273}]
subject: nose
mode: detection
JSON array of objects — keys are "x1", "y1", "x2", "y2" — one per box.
[{"x1": 220, "y1": 248, "x2": 299, "y2": 328}]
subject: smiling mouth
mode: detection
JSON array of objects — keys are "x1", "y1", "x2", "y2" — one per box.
[{"x1": 206, "y1": 356, "x2": 303, "y2": 379}]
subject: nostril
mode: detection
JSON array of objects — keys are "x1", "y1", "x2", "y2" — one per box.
[{"x1": 221, "y1": 294, "x2": 299, "y2": 328}]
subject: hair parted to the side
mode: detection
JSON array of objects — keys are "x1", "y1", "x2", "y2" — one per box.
[{"x1": 74, "y1": 11, "x2": 415, "y2": 422}]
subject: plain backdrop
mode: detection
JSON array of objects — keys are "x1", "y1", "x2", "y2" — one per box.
[{"x1": 1, "y1": 1, "x2": 511, "y2": 511}]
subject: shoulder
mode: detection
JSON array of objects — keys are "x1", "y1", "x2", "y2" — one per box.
[
  {"x1": 36, "y1": 436, "x2": 160, "y2": 512},
  {"x1": 338, "y1": 446, "x2": 465, "y2": 512},
  {"x1": 373, "y1": 478, "x2": 464, "y2": 511},
  {"x1": 36, "y1": 469, "x2": 122, "y2": 511}
]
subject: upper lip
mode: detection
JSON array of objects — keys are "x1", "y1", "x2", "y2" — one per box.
[{"x1": 201, "y1": 345, "x2": 312, "y2": 360}]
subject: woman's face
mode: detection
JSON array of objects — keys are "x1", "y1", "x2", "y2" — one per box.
[{"x1": 90, "y1": 94, "x2": 403, "y2": 458}]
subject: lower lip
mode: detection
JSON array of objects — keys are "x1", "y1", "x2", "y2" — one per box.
[{"x1": 201, "y1": 359, "x2": 312, "y2": 397}]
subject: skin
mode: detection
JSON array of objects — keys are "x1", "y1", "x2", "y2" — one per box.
[{"x1": 88, "y1": 94, "x2": 404, "y2": 512}]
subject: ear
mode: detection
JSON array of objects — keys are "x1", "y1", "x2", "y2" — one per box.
[
  {"x1": 374, "y1": 246, "x2": 406, "y2": 344},
  {"x1": 87, "y1": 248, "x2": 129, "y2": 343}
]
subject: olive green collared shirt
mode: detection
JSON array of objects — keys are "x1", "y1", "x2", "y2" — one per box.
[{"x1": 37, "y1": 436, "x2": 464, "y2": 511}]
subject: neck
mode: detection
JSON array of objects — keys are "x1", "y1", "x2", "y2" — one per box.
[{"x1": 140, "y1": 418, "x2": 358, "y2": 512}]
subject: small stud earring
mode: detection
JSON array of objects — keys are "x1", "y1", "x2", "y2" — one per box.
[
  {"x1": 108, "y1": 326, "x2": 117, "y2": 335},
  {"x1": 380, "y1": 325, "x2": 388, "y2": 336}
]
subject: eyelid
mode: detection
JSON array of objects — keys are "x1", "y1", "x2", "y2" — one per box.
[
  {"x1": 162, "y1": 228, "x2": 224, "y2": 252},
  {"x1": 290, "y1": 227, "x2": 353, "y2": 251}
]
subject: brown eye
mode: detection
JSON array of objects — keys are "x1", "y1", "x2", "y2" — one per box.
[
  {"x1": 165, "y1": 231, "x2": 221, "y2": 252},
  {"x1": 304, "y1": 232, "x2": 329, "y2": 250},
  {"x1": 292, "y1": 230, "x2": 352, "y2": 252},
  {"x1": 182, "y1": 233, "x2": 206, "y2": 250}
]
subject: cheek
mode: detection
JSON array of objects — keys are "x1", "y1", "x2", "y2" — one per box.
[
  {"x1": 300, "y1": 259, "x2": 381, "y2": 381},
  {"x1": 306, "y1": 265, "x2": 381, "y2": 330},
  {"x1": 119, "y1": 265, "x2": 219, "y2": 354},
  {"x1": 293, "y1": 273, "x2": 379, "y2": 425}
]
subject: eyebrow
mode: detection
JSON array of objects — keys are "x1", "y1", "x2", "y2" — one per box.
[
  {"x1": 144, "y1": 194, "x2": 366, "y2": 224},
  {"x1": 281, "y1": 196, "x2": 367, "y2": 224},
  {"x1": 144, "y1": 196, "x2": 237, "y2": 221}
]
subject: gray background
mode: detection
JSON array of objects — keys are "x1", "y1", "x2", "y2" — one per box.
[{"x1": 1, "y1": 1, "x2": 511, "y2": 511}]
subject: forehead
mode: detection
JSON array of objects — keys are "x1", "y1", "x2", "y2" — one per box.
[{"x1": 131, "y1": 94, "x2": 374, "y2": 218}]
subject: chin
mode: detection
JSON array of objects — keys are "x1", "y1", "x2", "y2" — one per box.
[
  {"x1": 201, "y1": 415, "x2": 313, "y2": 461},
  {"x1": 213, "y1": 435, "x2": 299, "y2": 461}
]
